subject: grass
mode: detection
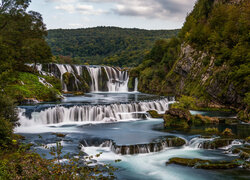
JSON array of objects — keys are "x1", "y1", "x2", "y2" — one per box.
[{"x1": 4, "y1": 72, "x2": 61, "y2": 102}]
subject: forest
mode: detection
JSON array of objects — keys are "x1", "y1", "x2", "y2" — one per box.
[{"x1": 47, "y1": 27, "x2": 179, "y2": 67}]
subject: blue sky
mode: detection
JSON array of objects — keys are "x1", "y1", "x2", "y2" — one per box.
[{"x1": 29, "y1": 0, "x2": 197, "y2": 30}]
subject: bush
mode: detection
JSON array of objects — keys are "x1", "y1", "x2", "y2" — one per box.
[{"x1": 0, "y1": 118, "x2": 14, "y2": 148}]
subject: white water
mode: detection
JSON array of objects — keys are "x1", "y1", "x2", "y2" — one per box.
[
  {"x1": 134, "y1": 77, "x2": 138, "y2": 92},
  {"x1": 86, "y1": 67, "x2": 101, "y2": 92},
  {"x1": 33, "y1": 63, "x2": 133, "y2": 93},
  {"x1": 18, "y1": 98, "x2": 171, "y2": 126},
  {"x1": 104, "y1": 66, "x2": 129, "y2": 92}
]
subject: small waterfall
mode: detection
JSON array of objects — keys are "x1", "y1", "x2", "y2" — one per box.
[
  {"x1": 86, "y1": 67, "x2": 101, "y2": 92},
  {"x1": 18, "y1": 98, "x2": 171, "y2": 126},
  {"x1": 103, "y1": 66, "x2": 129, "y2": 92},
  {"x1": 81, "y1": 136, "x2": 186, "y2": 155},
  {"x1": 134, "y1": 77, "x2": 138, "y2": 92}
]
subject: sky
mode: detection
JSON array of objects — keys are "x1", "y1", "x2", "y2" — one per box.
[{"x1": 29, "y1": 0, "x2": 197, "y2": 30}]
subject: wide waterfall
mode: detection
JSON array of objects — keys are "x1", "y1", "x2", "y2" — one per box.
[
  {"x1": 35, "y1": 63, "x2": 133, "y2": 92},
  {"x1": 80, "y1": 136, "x2": 186, "y2": 155},
  {"x1": 19, "y1": 98, "x2": 171, "y2": 126}
]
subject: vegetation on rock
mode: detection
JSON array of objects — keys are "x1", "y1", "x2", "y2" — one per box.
[
  {"x1": 133, "y1": 0, "x2": 250, "y2": 111},
  {"x1": 166, "y1": 157, "x2": 248, "y2": 170}
]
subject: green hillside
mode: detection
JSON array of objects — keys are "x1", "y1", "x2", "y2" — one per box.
[
  {"x1": 47, "y1": 27, "x2": 179, "y2": 67},
  {"x1": 132, "y1": 0, "x2": 249, "y2": 115}
]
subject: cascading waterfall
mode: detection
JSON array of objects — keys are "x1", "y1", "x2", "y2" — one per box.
[
  {"x1": 80, "y1": 136, "x2": 187, "y2": 155},
  {"x1": 34, "y1": 63, "x2": 134, "y2": 93},
  {"x1": 103, "y1": 66, "x2": 129, "y2": 92},
  {"x1": 86, "y1": 67, "x2": 102, "y2": 92},
  {"x1": 18, "y1": 98, "x2": 171, "y2": 126}
]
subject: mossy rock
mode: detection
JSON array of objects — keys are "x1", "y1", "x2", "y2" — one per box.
[
  {"x1": 62, "y1": 72, "x2": 72, "y2": 85},
  {"x1": 98, "y1": 67, "x2": 109, "y2": 91},
  {"x1": 237, "y1": 110, "x2": 250, "y2": 123},
  {"x1": 168, "y1": 137, "x2": 186, "y2": 146},
  {"x1": 202, "y1": 138, "x2": 234, "y2": 149},
  {"x1": 128, "y1": 77, "x2": 136, "y2": 91},
  {"x1": 166, "y1": 157, "x2": 210, "y2": 167},
  {"x1": 166, "y1": 108, "x2": 191, "y2": 121},
  {"x1": 196, "y1": 162, "x2": 239, "y2": 169},
  {"x1": 82, "y1": 66, "x2": 92, "y2": 85},
  {"x1": 163, "y1": 114, "x2": 190, "y2": 129},
  {"x1": 166, "y1": 157, "x2": 241, "y2": 169},
  {"x1": 204, "y1": 127, "x2": 219, "y2": 135},
  {"x1": 192, "y1": 114, "x2": 219, "y2": 125},
  {"x1": 147, "y1": 110, "x2": 164, "y2": 118}
]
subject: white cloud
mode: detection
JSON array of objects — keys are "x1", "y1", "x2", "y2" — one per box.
[{"x1": 48, "y1": 0, "x2": 196, "y2": 20}]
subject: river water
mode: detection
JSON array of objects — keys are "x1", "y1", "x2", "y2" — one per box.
[{"x1": 15, "y1": 65, "x2": 249, "y2": 179}]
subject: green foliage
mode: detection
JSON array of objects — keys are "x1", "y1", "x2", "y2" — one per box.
[
  {"x1": 47, "y1": 27, "x2": 179, "y2": 67},
  {"x1": 172, "y1": 95, "x2": 197, "y2": 110},
  {"x1": 4, "y1": 72, "x2": 61, "y2": 102},
  {"x1": 0, "y1": 117, "x2": 14, "y2": 148},
  {"x1": 0, "y1": 0, "x2": 52, "y2": 69},
  {"x1": 135, "y1": 0, "x2": 249, "y2": 109}
]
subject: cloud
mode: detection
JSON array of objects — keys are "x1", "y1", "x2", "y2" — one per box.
[
  {"x1": 47, "y1": 0, "x2": 196, "y2": 20},
  {"x1": 55, "y1": 3, "x2": 105, "y2": 15}
]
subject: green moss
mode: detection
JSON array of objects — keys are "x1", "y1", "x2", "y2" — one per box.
[
  {"x1": 163, "y1": 115, "x2": 190, "y2": 129},
  {"x1": 147, "y1": 110, "x2": 164, "y2": 118},
  {"x1": 166, "y1": 157, "x2": 210, "y2": 167},
  {"x1": 204, "y1": 127, "x2": 219, "y2": 135},
  {"x1": 166, "y1": 157, "x2": 241, "y2": 169},
  {"x1": 82, "y1": 66, "x2": 92, "y2": 85},
  {"x1": 128, "y1": 77, "x2": 135, "y2": 91},
  {"x1": 202, "y1": 138, "x2": 234, "y2": 149},
  {"x1": 170, "y1": 137, "x2": 186, "y2": 146}
]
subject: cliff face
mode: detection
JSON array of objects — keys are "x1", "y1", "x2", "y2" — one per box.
[
  {"x1": 135, "y1": 0, "x2": 249, "y2": 110},
  {"x1": 168, "y1": 44, "x2": 244, "y2": 108}
]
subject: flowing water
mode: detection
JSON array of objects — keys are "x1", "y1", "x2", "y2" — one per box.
[{"x1": 16, "y1": 65, "x2": 250, "y2": 180}]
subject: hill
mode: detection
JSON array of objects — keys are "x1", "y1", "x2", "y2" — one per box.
[
  {"x1": 131, "y1": 0, "x2": 249, "y2": 119},
  {"x1": 46, "y1": 27, "x2": 179, "y2": 67}
]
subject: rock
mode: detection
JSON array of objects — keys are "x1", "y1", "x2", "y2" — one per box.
[
  {"x1": 147, "y1": 110, "x2": 164, "y2": 118},
  {"x1": 192, "y1": 114, "x2": 219, "y2": 124},
  {"x1": 201, "y1": 138, "x2": 234, "y2": 149},
  {"x1": 166, "y1": 157, "x2": 210, "y2": 167},
  {"x1": 165, "y1": 108, "x2": 191, "y2": 121},
  {"x1": 221, "y1": 128, "x2": 234, "y2": 137},
  {"x1": 52, "y1": 133, "x2": 66, "y2": 138},
  {"x1": 166, "y1": 157, "x2": 241, "y2": 169},
  {"x1": 163, "y1": 108, "x2": 191, "y2": 128}
]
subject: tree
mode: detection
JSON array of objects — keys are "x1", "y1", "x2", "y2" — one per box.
[{"x1": 0, "y1": 0, "x2": 52, "y2": 70}]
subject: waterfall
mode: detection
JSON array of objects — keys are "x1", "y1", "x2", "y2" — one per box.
[
  {"x1": 81, "y1": 136, "x2": 186, "y2": 155},
  {"x1": 18, "y1": 98, "x2": 171, "y2": 126},
  {"x1": 134, "y1": 77, "x2": 138, "y2": 92},
  {"x1": 103, "y1": 66, "x2": 129, "y2": 92},
  {"x1": 86, "y1": 66, "x2": 101, "y2": 92},
  {"x1": 32, "y1": 63, "x2": 134, "y2": 93}
]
